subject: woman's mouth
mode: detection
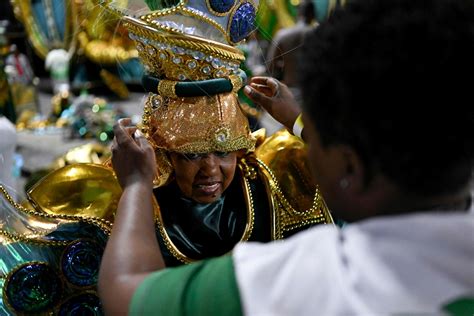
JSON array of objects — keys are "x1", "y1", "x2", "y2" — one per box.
[{"x1": 194, "y1": 182, "x2": 220, "y2": 195}]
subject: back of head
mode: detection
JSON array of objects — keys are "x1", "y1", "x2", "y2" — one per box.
[{"x1": 301, "y1": 0, "x2": 474, "y2": 197}]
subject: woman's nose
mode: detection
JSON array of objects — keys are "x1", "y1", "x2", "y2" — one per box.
[{"x1": 199, "y1": 154, "x2": 219, "y2": 176}]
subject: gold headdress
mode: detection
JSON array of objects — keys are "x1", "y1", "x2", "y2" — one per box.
[{"x1": 101, "y1": 0, "x2": 259, "y2": 186}]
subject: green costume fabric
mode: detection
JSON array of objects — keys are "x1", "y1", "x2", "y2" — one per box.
[{"x1": 130, "y1": 255, "x2": 242, "y2": 316}]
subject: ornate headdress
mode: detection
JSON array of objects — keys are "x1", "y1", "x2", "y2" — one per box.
[{"x1": 101, "y1": 0, "x2": 258, "y2": 186}]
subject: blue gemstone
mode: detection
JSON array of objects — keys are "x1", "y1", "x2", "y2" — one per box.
[
  {"x1": 61, "y1": 240, "x2": 104, "y2": 287},
  {"x1": 209, "y1": 0, "x2": 235, "y2": 13},
  {"x1": 59, "y1": 293, "x2": 103, "y2": 316},
  {"x1": 229, "y1": 3, "x2": 256, "y2": 43},
  {"x1": 5, "y1": 263, "x2": 62, "y2": 313}
]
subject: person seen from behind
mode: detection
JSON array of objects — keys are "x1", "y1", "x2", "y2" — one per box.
[{"x1": 99, "y1": 0, "x2": 474, "y2": 314}]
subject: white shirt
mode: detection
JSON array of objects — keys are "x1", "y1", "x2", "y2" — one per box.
[{"x1": 234, "y1": 205, "x2": 474, "y2": 315}]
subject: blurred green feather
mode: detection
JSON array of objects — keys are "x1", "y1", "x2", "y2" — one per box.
[{"x1": 144, "y1": 0, "x2": 180, "y2": 10}]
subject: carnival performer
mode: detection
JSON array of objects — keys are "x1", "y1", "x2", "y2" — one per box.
[
  {"x1": 0, "y1": 0, "x2": 332, "y2": 314},
  {"x1": 99, "y1": 0, "x2": 474, "y2": 314}
]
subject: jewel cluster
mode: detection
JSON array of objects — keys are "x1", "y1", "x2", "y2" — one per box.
[{"x1": 130, "y1": 32, "x2": 240, "y2": 80}]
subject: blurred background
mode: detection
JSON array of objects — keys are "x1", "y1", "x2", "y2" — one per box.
[{"x1": 0, "y1": 0, "x2": 338, "y2": 201}]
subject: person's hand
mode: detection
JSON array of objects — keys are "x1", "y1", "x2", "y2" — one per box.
[
  {"x1": 111, "y1": 118, "x2": 156, "y2": 189},
  {"x1": 243, "y1": 76, "x2": 301, "y2": 130}
]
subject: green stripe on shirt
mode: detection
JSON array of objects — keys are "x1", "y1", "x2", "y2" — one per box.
[{"x1": 129, "y1": 255, "x2": 242, "y2": 316}]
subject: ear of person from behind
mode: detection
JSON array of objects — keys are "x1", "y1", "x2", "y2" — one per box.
[{"x1": 300, "y1": 0, "x2": 474, "y2": 222}]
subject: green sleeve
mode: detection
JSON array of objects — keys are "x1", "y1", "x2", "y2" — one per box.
[{"x1": 129, "y1": 255, "x2": 243, "y2": 316}]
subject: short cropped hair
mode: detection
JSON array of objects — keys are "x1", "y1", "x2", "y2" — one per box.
[{"x1": 301, "y1": 0, "x2": 474, "y2": 196}]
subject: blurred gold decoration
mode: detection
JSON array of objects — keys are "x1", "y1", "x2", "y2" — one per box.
[
  {"x1": 15, "y1": 109, "x2": 37, "y2": 130},
  {"x1": 51, "y1": 90, "x2": 71, "y2": 118},
  {"x1": 239, "y1": 101, "x2": 261, "y2": 118},
  {"x1": 76, "y1": 0, "x2": 138, "y2": 65},
  {"x1": 272, "y1": 0, "x2": 297, "y2": 29},
  {"x1": 100, "y1": 69, "x2": 130, "y2": 99},
  {"x1": 50, "y1": 143, "x2": 111, "y2": 170}
]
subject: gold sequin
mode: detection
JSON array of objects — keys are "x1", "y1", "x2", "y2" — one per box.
[{"x1": 144, "y1": 92, "x2": 256, "y2": 154}]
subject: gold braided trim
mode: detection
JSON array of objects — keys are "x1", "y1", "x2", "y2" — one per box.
[
  {"x1": 141, "y1": 0, "x2": 257, "y2": 45},
  {"x1": 255, "y1": 158, "x2": 333, "y2": 239},
  {"x1": 0, "y1": 185, "x2": 112, "y2": 235},
  {"x1": 141, "y1": 94, "x2": 153, "y2": 136},
  {"x1": 172, "y1": 135, "x2": 256, "y2": 154},
  {"x1": 123, "y1": 16, "x2": 244, "y2": 62},
  {"x1": 140, "y1": 2, "x2": 187, "y2": 20},
  {"x1": 239, "y1": 163, "x2": 256, "y2": 241},
  {"x1": 139, "y1": 2, "x2": 231, "y2": 44},
  {"x1": 140, "y1": 94, "x2": 166, "y2": 141},
  {"x1": 154, "y1": 203, "x2": 193, "y2": 264},
  {"x1": 152, "y1": 149, "x2": 174, "y2": 188},
  {"x1": 157, "y1": 80, "x2": 178, "y2": 98},
  {"x1": 143, "y1": 6, "x2": 227, "y2": 40},
  {"x1": 153, "y1": 160, "x2": 255, "y2": 264},
  {"x1": 178, "y1": 7, "x2": 227, "y2": 41},
  {"x1": 0, "y1": 230, "x2": 70, "y2": 247},
  {"x1": 137, "y1": 45, "x2": 237, "y2": 80}
]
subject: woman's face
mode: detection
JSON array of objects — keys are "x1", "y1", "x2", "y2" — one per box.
[{"x1": 169, "y1": 151, "x2": 238, "y2": 204}]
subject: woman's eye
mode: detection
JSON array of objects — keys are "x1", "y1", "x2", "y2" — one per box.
[
  {"x1": 183, "y1": 153, "x2": 201, "y2": 160},
  {"x1": 214, "y1": 151, "x2": 230, "y2": 158}
]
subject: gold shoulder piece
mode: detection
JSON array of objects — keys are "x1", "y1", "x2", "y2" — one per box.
[
  {"x1": 255, "y1": 130, "x2": 333, "y2": 239},
  {"x1": 255, "y1": 130, "x2": 313, "y2": 199},
  {"x1": 27, "y1": 164, "x2": 122, "y2": 222},
  {"x1": 251, "y1": 128, "x2": 267, "y2": 148},
  {"x1": 50, "y1": 143, "x2": 111, "y2": 170}
]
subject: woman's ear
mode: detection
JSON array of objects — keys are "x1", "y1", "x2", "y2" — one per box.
[{"x1": 337, "y1": 145, "x2": 367, "y2": 195}]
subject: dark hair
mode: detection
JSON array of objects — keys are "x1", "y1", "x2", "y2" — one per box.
[{"x1": 301, "y1": 0, "x2": 474, "y2": 196}]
